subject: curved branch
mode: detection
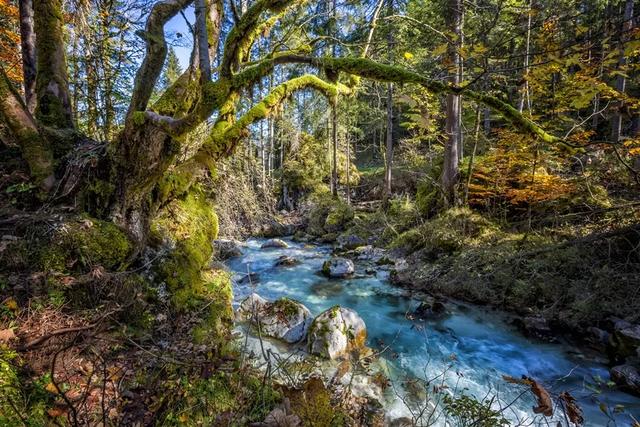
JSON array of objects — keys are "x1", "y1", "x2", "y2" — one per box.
[
  {"x1": 196, "y1": 74, "x2": 349, "y2": 161},
  {"x1": 220, "y1": 0, "x2": 302, "y2": 77},
  {"x1": 247, "y1": 55, "x2": 563, "y2": 144},
  {"x1": 125, "y1": 0, "x2": 194, "y2": 121}
]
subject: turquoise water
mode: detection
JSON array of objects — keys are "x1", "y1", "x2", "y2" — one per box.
[{"x1": 226, "y1": 238, "x2": 640, "y2": 426}]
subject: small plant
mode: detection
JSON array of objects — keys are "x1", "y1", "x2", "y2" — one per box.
[{"x1": 443, "y1": 393, "x2": 509, "y2": 427}]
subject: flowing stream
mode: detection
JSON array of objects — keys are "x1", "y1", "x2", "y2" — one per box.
[{"x1": 226, "y1": 238, "x2": 640, "y2": 426}]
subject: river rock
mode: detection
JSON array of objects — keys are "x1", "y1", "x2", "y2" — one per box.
[
  {"x1": 355, "y1": 245, "x2": 386, "y2": 262},
  {"x1": 307, "y1": 306, "x2": 367, "y2": 359},
  {"x1": 413, "y1": 298, "x2": 447, "y2": 320},
  {"x1": 611, "y1": 324, "x2": 640, "y2": 359},
  {"x1": 262, "y1": 219, "x2": 296, "y2": 238},
  {"x1": 275, "y1": 255, "x2": 300, "y2": 267},
  {"x1": 514, "y1": 316, "x2": 555, "y2": 341},
  {"x1": 610, "y1": 365, "x2": 640, "y2": 396},
  {"x1": 213, "y1": 239, "x2": 242, "y2": 260},
  {"x1": 238, "y1": 272, "x2": 260, "y2": 285},
  {"x1": 337, "y1": 234, "x2": 366, "y2": 250},
  {"x1": 238, "y1": 293, "x2": 312, "y2": 343},
  {"x1": 261, "y1": 238, "x2": 289, "y2": 249},
  {"x1": 322, "y1": 257, "x2": 355, "y2": 278}
]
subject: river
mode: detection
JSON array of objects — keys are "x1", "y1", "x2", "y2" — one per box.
[{"x1": 225, "y1": 237, "x2": 640, "y2": 426}]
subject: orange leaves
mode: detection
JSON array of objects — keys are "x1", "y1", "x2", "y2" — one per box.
[
  {"x1": 0, "y1": 0, "x2": 22, "y2": 83},
  {"x1": 559, "y1": 392, "x2": 584, "y2": 426},
  {"x1": 503, "y1": 375, "x2": 554, "y2": 418}
]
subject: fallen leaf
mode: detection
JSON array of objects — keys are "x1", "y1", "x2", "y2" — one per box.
[
  {"x1": 45, "y1": 382, "x2": 59, "y2": 394},
  {"x1": 559, "y1": 391, "x2": 583, "y2": 426},
  {"x1": 0, "y1": 328, "x2": 16, "y2": 342}
]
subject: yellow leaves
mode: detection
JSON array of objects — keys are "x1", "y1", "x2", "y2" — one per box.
[
  {"x1": 45, "y1": 382, "x2": 60, "y2": 394},
  {"x1": 3, "y1": 297, "x2": 18, "y2": 312},
  {"x1": 623, "y1": 138, "x2": 640, "y2": 156}
]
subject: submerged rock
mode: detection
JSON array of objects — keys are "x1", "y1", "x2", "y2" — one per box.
[
  {"x1": 238, "y1": 272, "x2": 260, "y2": 285},
  {"x1": 213, "y1": 239, "x2": 242, "y2": 260},
  {"x1": 237, "y1": 293, "x2": 312, "y2": 343},
  {"x1": 261, "y1": 238, "x2": 289, "y2": 249},
  {"x1": 275, "y1": 255, "x2": 300, "y2": 267},
  {"x1": 307, "y1": 306, "x2": 367, "y2": 359},
  {"x1": 611, "y1": 365, "x2": 640, "y2": 396},
  {"x1": 321, "y1": 257, "x2": 355, "y2": 278},
  {"x1": 310, "y1": 281, "x2": 344, "y2": 298}
]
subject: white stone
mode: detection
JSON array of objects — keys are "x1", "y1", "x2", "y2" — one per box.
[
  {"x1": 261, "y1": 238, "x2": 289, "y2": 249},
  {"x1": 307, "y1": 306, "x2": 367, "y2": 359},
  {"x1": 322, "y1": 257, "x2": 355, "y2": 278}
]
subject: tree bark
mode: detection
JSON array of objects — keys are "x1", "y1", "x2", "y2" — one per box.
[
  {"x1": 18, "y1": 0, "x2": 36, "y2": 113},
  {"x1": 383, "y1": 0, "x2": 394, "y2": 203},
  {"x1": 442, "y1": 0, "x2": 462, "y2": 205},
  {"x1": 33, "y1": 0, "x2": 74, "y2": 129},
  {"x1": 610, "y1": 0, "x2": 634, "y2": 142}
]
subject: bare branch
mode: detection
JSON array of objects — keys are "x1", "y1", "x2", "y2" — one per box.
[{"x1": 126, "y1": 0, "x2": 194, "y2": 121}]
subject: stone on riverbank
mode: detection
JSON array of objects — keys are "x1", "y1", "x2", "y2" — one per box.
[
  {"x1": 307, "y1": 306, "x2": 367, "y2": 359},
  {"x1": 213, "y1": 239, "x2": 242, "y2": 260}
]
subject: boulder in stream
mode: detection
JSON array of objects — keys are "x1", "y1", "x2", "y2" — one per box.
[
  {"x1": 321, "y1": 257, "x2": 355, "y2": 278},
  {"x1": 307, "y1": 306, "x2": 367, "y2": 359},
  {"x1": 275, "y1": 255, "x2": 300, "y2": 267},
  {"x1": 261, "y1": 238, "x2": 289, "y2": 249},
  {"x1": 610, "y1": 364, "x2": 640, "y2": 396},
  {"x1": 237, "y1": 293, "x2": 312, "y2": 343},
  {"x1": 413, "y1": 298, "x2": 447, "y2": 320}
]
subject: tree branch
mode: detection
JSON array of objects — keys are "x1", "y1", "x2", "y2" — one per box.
[
  {"x1": 195, "y1": 74, "x2": 349, "y2": 161},
  {"x1": 125, "y1": 0, "x2": 194, "y2": 121},
  {"x1": 0, "y1": 67, "x2": 55, "y2": 192},
  {"x1": 219, "y1": 0, "x2": 302, "y2": 77}
]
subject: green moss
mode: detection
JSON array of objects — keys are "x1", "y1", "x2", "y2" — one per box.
[
  {"x1": 272, "y1": 297, "x2": 300, "y2": 317},
  {"x1": 0, "y1": 347, "x2": 51, "y2": 426},
  {"x1": 37, "y1": 216, "x2": 133, "y2": 273},
  {"x1": 152, "y1": 191, "x2": 235, "y2": 345}
]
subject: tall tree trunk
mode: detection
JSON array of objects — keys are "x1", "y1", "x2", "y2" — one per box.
[
  {"x1": 330, "y1": 0, "x2": 339, "y2": 196},
  {"x1": 19, "y1": 0, "x2": 36, "y2": 113},
  {"x1": 611, "y1": 0, "x2": 634, "y2": 142},
  {"x1": 331, "y1": 102, "x2": 339, "y2": 196},
  {"x1": 442, "y1": 0, "x2": 462, "y2": 205},
  {"x1": 518, "y1": 0, "x2": 532, "y2": 114},
  {"x1": 33, "y1": 0, "x2": 74, "y2": 129},
  {"x1": 383, "y1": 0, "x2": 394, "y2": 203}
]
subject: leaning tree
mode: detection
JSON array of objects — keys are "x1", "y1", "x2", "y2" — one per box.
[{"x1": 1, "y1": 0, "x2": 562, "y2": 250}]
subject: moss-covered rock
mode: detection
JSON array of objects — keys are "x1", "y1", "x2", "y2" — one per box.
[
  {"x1": 237, "y1": 293, "x2": 312, "y2": 343},
  {"x1": 37, "y1": 215, "x2": 133, "y2": 273},
  {"x1": 306, "y1": 195, "x2": 354, "y2": 237}
]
